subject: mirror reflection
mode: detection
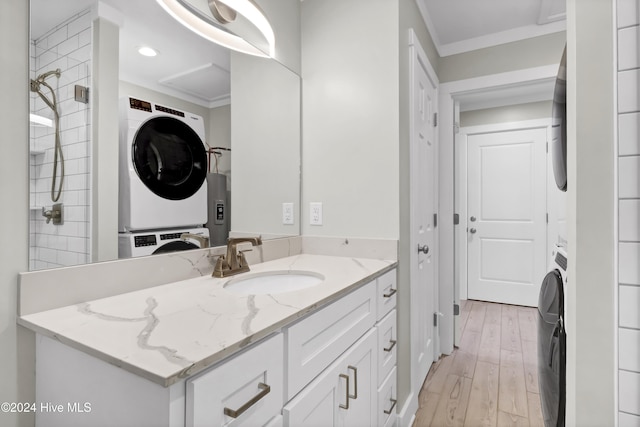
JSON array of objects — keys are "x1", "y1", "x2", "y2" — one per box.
[{"x1": 29, "y1": 0, "x2": 301, "y2": 271}]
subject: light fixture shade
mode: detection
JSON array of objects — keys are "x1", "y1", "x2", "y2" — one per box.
[
  {"x1": 29, "y1": 113, "x2": 53, "y2": 128},
  {"x1": 156, "y1": 0, "x2": 275, "y2": 58}
]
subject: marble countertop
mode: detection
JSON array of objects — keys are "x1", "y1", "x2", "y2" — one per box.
[{"x1": 18, "y1": 254, "x2": 396, "y2": 387}]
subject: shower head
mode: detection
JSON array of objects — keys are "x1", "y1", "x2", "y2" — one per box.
[
  {"x1": 30, "y1": 68, "x2": 61, "y2": 92},
  {"x1": 36, "y1": 68, "x2": 61, "y2": 81}
]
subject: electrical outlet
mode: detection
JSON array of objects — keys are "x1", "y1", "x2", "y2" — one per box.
[
  {"x1": 310, "y1": 202, "x2": 323, "y2": 225},
  {"x1": 282, "y1": 203, "x2": 294, "y2": 225}
]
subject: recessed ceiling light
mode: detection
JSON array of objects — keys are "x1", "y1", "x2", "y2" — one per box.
[{"x1": 138, "y1": 46, "x2": 159, "y2": 57}]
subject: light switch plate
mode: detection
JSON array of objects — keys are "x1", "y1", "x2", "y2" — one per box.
[
  {"x1": 310, "y1": 202, "x2": 323, "y2": 226},
  {"x1": 282, "y1": 203, "x2": 294, "y2": 225}
]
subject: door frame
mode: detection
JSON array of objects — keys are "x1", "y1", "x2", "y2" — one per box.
[
  {"x1": 456, "y1": 119, "x2": 551, "y2": 302},
  {"x1": 438, "y1": 65, "x2": 559, "y2": 350}
]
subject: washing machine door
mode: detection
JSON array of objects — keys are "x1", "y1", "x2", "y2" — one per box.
[
  {"x1": 152, "y1": 240, "x2": 199, "y2": 255},
  {"x1": 537, "y1": 269, "x2": 566, "y2": 427},
  {"x1": 132, "y1": 116, "x2": 207, "y2": 200}
]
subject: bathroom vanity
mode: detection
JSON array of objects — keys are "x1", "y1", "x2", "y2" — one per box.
[{"x1": 18, "y1": 252, "x2": 397, "y2": 426}]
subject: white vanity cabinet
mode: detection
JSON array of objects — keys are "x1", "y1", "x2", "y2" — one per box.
[
  {"x1": 282, "y1": 268, "x2": 398, "y2": 427},
  {"x1": 32, "y1": 264, "x2": 398, "y2": 427}
]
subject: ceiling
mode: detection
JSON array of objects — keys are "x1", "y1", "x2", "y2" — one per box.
[
  {"x1": 30, "y1": 0, "x2": 565, "y2": 108},
  {"x1": 31, "y1": 0, "x2": 232, "y2": 108},
  {"x1": 417, "y1": 0, "x2": 566, "y2": 57}
]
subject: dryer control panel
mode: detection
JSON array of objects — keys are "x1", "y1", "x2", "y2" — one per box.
[{"x1": 134, "y1": 234, "x2": 157, "y2": 247}]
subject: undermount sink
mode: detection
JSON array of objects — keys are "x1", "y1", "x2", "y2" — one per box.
[{"x1": 223, "y1": 271, "x2": 325, "y2": 295}]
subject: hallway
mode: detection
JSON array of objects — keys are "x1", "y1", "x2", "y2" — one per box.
[{"x1": 414, "y1": 300, "x2": 544, "y2": 426}]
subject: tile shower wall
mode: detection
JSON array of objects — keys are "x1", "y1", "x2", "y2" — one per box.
[
  {"x1": 617, "y1": 0, "x2": 640, "y2": 425},
  {"x1": 30, "y1": 9, "x2": 92, "y2": 270}
]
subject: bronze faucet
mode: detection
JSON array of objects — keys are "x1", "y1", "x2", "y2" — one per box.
[{"x1": 212, "y1": 237, "x2": 263, "y2": 278}]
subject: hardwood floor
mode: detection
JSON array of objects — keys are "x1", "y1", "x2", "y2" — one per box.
[{"x1": 413, "y1": 300, "x2": 544, "y2": 427}]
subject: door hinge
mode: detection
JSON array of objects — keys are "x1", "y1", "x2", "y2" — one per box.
[
  {"x1": 434, "y1": 213, "x2": 438, "y2": 228},
  {"x1": 454, "y1": 122, "x2": 460, "y2": 134},
  {"x1": 453, "y1": 213, "x2": 460, "y2": 225},
  {"x1": 546, "y1": 213, "x2": 549, "y2": 223},
  {"x1": 546, "y1": 141, "x2": 549, "y2": 153},
  {"x1": 454, "y1": 304, "x2": 460, "y2": 316},
  {"x1": 433, "y1": 112, "x2": 438, "y2": 127}
]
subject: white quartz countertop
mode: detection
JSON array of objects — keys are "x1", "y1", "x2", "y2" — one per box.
[{"x1": 18, "y1": 254, "x2": 396, "y2": 387}]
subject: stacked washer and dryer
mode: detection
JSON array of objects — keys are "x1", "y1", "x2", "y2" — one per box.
[
  {"x1": 537, "y1": 46, "x2": 567, "y2": 427},
  {"x1": 118, "y1": 97, "x2": 211, "y2": 258}
]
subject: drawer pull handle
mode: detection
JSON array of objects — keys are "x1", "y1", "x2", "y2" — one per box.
[
  {"x1": 383, "y1": 288, "x2": 397, "y2": 298},
  {"x1": 348, "y1": 365, "x2": 358, "y2": 400},
  {"x1": 223, "y1": 382, "x2": 270, "y2": 418},
  {"x1": 339, "y1": 374, "x2": 350, "y2": 410},
  {"x1": 384, "y1": 339, "x2": 397, "y2": 352},
  {"x1": 384, "y1": 398, "x2": 398, "y2": 415}
]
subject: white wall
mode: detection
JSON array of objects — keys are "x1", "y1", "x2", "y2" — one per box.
[
  {"x1": 230, "y1": 52, "x2": 301, "y2": 237},
  {"x1": 566, "y1": 0, "x2": 617, "y2": 425},
  {"x1": 301, "y1": 0, "x2": 399, "y2": 239},
  {"x1": 616, "y1": 0, "x2": 640, "y2": 424},
  {"x1": 0, "y1": 1, "x2": 33, "y2": 426}
]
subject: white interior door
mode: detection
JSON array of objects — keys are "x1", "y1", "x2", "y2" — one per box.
[
  {"x1": 467, "y1": 127, "x2": 546, "y2": 307},
  {"x1": 411, "y1": 48, "x2": 436, "y2": 385}
]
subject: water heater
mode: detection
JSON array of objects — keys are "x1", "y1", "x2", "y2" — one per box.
[{"x1": 206, "y1": 173, "x2": 230, "y2": 247}]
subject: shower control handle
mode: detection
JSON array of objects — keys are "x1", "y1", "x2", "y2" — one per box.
[{"x1": 41, "y1": 203, "x2": 64, "y2": 225}]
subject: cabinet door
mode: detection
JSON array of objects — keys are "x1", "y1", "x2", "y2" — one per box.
[
  {"x1": 339, "y1": 330, "x2": 376, "y2": 427},
  {"x1": 376, "y1": 309, "x2": 397, "y2": 388},
  {"x1": 186, "y1": 333, "x2": 283, "y2": 427},
  {"x1": 284, "y1": 330, "x2": 377, "y2": 427},
  {"x1": 286, "y1": 281, "x2": 376, "y2": 399}
]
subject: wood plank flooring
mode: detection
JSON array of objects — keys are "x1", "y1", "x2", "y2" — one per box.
[{"x1": 413, "y1": 300, "x2": 544, "y2": 427}]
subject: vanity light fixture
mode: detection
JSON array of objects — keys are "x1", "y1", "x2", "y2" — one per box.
[
  {"x1": 138, "y1": 46, "x2": 159, "y2": 57},
  {"x1": 156, "y1": 0, "x2": 275, "y2": 58}
]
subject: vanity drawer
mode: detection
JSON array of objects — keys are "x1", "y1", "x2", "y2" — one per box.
[
  {"x1": 377, "y1": 367, "x2": 398, "y2": 427},
  {"x1": 377, "y1": 269, "x2": 397, "y2": 320},
  {"x1": 186, "y1": 333, "x2": 283, "y2": 427},
  {"x1": 285, "y1": 280, "x2": 376, "y2": 400},
  {"x1": 377, "y1": 309, "x2": 397, "y2": 387}
]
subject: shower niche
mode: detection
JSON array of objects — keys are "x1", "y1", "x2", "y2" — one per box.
[{"x1": 30, "y1": 8, "x2": 92, "y2": 270}]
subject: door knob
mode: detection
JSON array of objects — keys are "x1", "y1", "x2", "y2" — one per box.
[
  {"x1": 469, "y1": 228, "x2": 477, "y2": 234},
  {"x1": 470, "y1": 216, "x2": 476, "y2": 222},
  {"x1": 418, "y1": 244, "x2": 429, "y2": 254}
]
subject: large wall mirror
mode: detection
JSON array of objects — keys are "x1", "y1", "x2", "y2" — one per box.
[{"x1": 29, "y1": 0, "x2": 301, "y2": 271}]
